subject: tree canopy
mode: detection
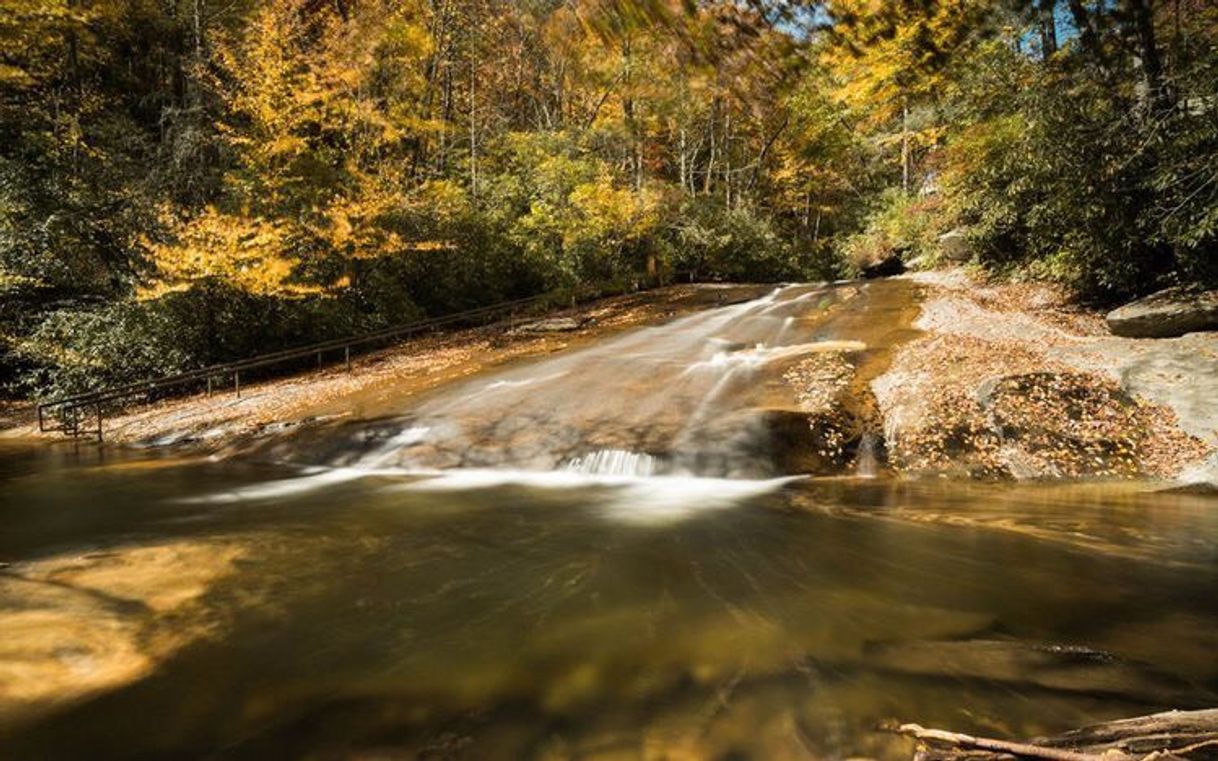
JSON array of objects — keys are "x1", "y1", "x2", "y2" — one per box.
[{"x1": 2, "y1": 0, "x2": 1215, "y2": 396}]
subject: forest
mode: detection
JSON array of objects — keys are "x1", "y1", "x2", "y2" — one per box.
[{"x1": 2, "y1": 0, "x2": 1216, "y2": 398}]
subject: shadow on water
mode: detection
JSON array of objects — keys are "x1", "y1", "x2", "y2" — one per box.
[{"x1": 1, "y1": 282, "x2": 1217, "y2": 760}]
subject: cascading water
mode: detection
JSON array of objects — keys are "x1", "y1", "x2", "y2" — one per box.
[
  {"x1": 563, "y1": 449, "x2": 659, "y2": 477},
  {"x1": 855, "y1": 431, "x2": 880, "y2": 478},
  {"x1": 349, "y1": 284, "x2": 847, "y2": 479},
  {"x1": 201, "y1": 284, "x2": 864, "y2": 512}
]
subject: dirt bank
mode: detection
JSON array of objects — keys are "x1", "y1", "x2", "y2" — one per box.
[{"x1": 3, "y1": 285, "x2": 769, "y2": 453}]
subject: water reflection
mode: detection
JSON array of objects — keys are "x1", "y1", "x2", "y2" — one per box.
[{"x1": 1, "y1": 447, "x2": 1216, "y2": 760}]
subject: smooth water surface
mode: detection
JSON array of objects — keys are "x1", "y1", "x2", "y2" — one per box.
[{"x1": 2, "y1": 448, "x2": 1217, "y2": 760}]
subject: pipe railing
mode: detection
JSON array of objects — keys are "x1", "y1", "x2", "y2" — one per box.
[{"x1": 36, "y1": 274, "x2": 689, "y2": 441}]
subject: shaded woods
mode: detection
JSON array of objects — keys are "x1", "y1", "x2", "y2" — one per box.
[{"x1": 1, "y1": 0, "x2": 1216, "y2": 397}]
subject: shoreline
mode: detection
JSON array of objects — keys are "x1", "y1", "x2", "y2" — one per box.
[{"x1": 6, "y1": 270, "x2": 1217, "y2": 486}]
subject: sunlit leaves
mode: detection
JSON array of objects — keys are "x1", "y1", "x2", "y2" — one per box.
[{"x1": 139, "y1": 207, "x2": 320, "y2": 298}]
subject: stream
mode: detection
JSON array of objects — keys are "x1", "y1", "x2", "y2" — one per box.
[{"x1": 1, "y1": 283, "x2": 1217, "y2": 760}]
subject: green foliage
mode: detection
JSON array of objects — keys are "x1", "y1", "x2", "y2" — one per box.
[
  {"x1": 15, "y1": 301, "x2": 195, "y2": 398},
  {"x1": 940, "y1": 38, "x2": 1216, "y2": 301},
  {"x1": 840, "y1": 189, "x2": 946, "y2": 274},
  {"x1": 1150, "y1": 57, "x2": 1218, "y2": 285},
  {"x1": 673, "y1": 198, "x2": 800, "y2": 282}
]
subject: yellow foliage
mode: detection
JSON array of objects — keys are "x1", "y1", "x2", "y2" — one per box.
[
  {"x1": 211, "y1": 0, "x2": 434, "y2": 205},
  {"x1": 139, "y1": 207, "x2": 320, "y2": 299},
  {"x1": 823, "y1": 0, "x2": 987, "y2": 124}
]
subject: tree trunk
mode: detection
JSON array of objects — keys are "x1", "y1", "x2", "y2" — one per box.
[
  {"x1": 679, "y1": 127, "x2": 688, "y2": 193},
  {"x1": 1038, "y1": 0, "x2": 1058, "y2": 59},
  {"x1": 1126, "y1": 0, "x2": 1167, "y2": 111},
  {"x1": 901, "y1": 99, "x2": 911, "y2": 194},
  {"x1": 469, "y1": 60, "x2": 477, "y2": 197},
  {"x1": 723, "y1": 110, "x2": 731, "y2": 209},
  {"x1": 1066, "y1": 0, "x2": 1104, "y2": 60}
]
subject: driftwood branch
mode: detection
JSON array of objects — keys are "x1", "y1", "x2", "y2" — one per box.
[
  {"x1": 883, "y1": 723, "x2": 1126, "y2": 761},
  {"x1": 882, "y1": 711, "x2": 1218, "y2": 761}
]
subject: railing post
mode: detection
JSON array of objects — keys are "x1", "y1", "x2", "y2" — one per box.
[
  {"x1": 96, "y1": 402, "x2": 103, "y2": 444},
  {"x1": 235, "y1": 370, "x2": 241, "y2": 399},
  {"x1": 207, "y1": 376, "x2": 213, "y2": 397},
  {"x1": 345, "y1": 346, "x2": 351, "y2": 373}
]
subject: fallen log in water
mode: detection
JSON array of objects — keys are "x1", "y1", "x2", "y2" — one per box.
[{"x1": 882, "y1": 709, "x2": 1218, "y2": 761}]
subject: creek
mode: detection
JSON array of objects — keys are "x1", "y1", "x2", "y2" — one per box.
[{"x1": 1, "y1": 283, "x2": 1216, "y2": 760}]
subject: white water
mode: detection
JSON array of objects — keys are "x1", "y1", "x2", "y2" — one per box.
[
  {"x1": 855, "y1": 432, "x2": 880, "y2": 478},
  {"x1": 564, "y1": 449, "x2": 660, "y2": 477},
  {"x1": 395, "y1": 467, "x2": 800, "y2": 524}
]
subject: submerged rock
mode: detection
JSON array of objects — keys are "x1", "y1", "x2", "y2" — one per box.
[
  {"x1": 866, "y1": 639, "x2": 1206, "y2": 705},
  {"x1": 1106, "y1": 286, "x2": 1218, "y2": 338},
  {"x1": 0, "y1": 540, "x2": 245, "y2": 721}
]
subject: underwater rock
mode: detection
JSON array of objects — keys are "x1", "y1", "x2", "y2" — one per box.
[
  {"x1": 0, "y1": 540, "x2": 244, "y2": 721},
  {"x1": 866, "y1": 639, "x2": 1206, "y2": 706}
]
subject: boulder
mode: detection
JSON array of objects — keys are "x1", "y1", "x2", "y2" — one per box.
[
  {"x1": 938, "y1": 228, "x2": 972, "y2": 262},
  {"x1": 1106, "y1": 286, "x2": 1218, "y2": 338}
]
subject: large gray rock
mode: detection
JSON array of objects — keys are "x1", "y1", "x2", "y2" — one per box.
[
  {"x1": 1106, "y1": 286, "x2": 1218, "y2": 338},
  {"x1": 938, "y1": 228, "x2": 972, "y2": 262}
]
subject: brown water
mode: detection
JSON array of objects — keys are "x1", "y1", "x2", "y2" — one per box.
[{"x1": 1, "y1": 283, "x2": 1217, "y2": 760}]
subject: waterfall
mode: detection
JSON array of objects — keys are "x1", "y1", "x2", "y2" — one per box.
[
  {"x1": 563, "y1": 450, "x2": 660, "y2": 477},
  {"x1": 855, "y1": 432, "x2": 880, "y2": 478},
  {"x1": 344, "y1": 283, "x2": 843, "y2": 478},
  {"x1": 194, "y1": 283, "x2": 854, "y2": 506}
]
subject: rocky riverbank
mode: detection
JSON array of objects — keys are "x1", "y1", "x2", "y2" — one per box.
[
  {"x1": 869, "y1": 271, "x2": 1217, "y2": 483},
  {"x1": 7, "y1": 272, "x2": 1217, "y2": 487}
]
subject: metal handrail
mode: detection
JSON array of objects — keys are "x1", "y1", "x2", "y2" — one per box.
[{"x1": 35, "y1": 275, "x2": 684, "y2": 440}]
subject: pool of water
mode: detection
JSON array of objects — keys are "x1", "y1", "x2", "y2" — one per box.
[{"x1": 2, "y1": 442, "x2": 1216, "y2": 760}]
